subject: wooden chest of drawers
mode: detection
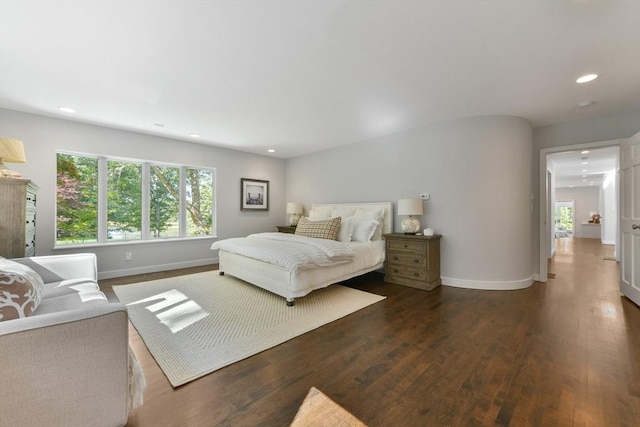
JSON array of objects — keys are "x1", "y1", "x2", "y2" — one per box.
[
  {"x1": 0, "y1": 178, "x2": 38, "y2": 258},
  {"x1": 384, "y1": 233, "x2": 441, "y2": 290}
]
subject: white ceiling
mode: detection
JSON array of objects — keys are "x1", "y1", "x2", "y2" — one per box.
[
  {"x1": 0, "y1": 1, "x2": 639, "y2": 159},
  {"x1": 549, "y1": 146, "x2": 619, "y2": 189}
]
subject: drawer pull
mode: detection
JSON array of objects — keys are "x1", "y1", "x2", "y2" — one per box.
[
  {"x1": 403, "y1": 244, "x2": 408, "y2": 248},
  {"x1": 393, "y1": 256, "x2": 399, "y2": 261},
  {"x1": 414, "y1": 259, "x2": 419, "y2": 263},
  {"x1": 414, "y1": 273, "x2": 420, "y2": 277},
  {"x1": 393, "y1": 269, "x2": 399, "y2": 273}
]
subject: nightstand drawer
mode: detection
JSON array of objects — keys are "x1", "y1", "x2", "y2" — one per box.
[
  {"x1": 387, "y1": 239, "x2": 426, "y2": 252},
  {"x1": 387, "y1": 252, "x2": 426, "y2": 267},
  {"x1": 386, "y1": 265, "x2": 427, "y2": 281}
]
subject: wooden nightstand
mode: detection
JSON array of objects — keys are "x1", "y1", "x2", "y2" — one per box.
[
  {"x1": 277, "y1": 225, "x2": 297, "y2": 234},
  {"x1": 383, "y1": 233, "x2": 442, "y2": 291}
]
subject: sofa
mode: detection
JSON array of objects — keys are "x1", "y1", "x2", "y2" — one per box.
[{"x1": 0, "y1": 253, "x2": 145, "y2": 427}]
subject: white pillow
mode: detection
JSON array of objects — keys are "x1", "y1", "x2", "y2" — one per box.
[
  {"x1": 331, "y1": 207, "x2": 356, "y2": 219},
  {"x1": 352, "y1": 219, "x2": 380, "y2": 242},
  {"x1": 337, "y1": 217, "x2": 355, "y2": 242},
  {"x1": 308, "y1": 207, "x2": 332, "y2": 220},
  {"x1": 353, "y1": 208, "x2": 385, "y2": 240}
]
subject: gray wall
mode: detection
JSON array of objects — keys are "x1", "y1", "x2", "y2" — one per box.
[
  {"x1": 0, "y1": 108, "x2": 286, "y2": 278},
  {"x1": 286, "y1": 115, "x2": 534, "y2": 290}
]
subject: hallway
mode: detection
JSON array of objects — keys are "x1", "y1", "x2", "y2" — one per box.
[{"x1": 545, "y1": 237, "x2": 638, "y2": 425}]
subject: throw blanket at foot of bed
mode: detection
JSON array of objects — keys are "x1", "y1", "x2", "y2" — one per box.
[{"x1": 210, "y1": 233, "x2": 355, "y2": 272}]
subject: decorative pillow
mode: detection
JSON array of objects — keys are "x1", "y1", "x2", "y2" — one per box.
[
  {"x1": 353, "y1": 208, "x2": 385, "y2": 240},
  {"x1": 308, "y1": 207, "x2": 332, "y2": 221},
  {"x1": 295, "y1": 216, "x2": 342, "y2": 240},
  {"x1": 352, "y1": 219, "x2": 380, "y2": 242},
  {"x1": 337, "y1": 216, "x2": 355, "y2": 242},
  {"x1": 0, "y1": 258, "x2": 44, "y2": 321}
]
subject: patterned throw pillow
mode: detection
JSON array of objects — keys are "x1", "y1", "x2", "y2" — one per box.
[
  {"x1": 295, "y1": 216, "x2": 342, "y2": 240},
  {"x1": 0, "y1": 259, "x2": 44, "y2": 321}
]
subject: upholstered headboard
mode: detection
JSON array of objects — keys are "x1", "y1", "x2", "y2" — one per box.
[{"x1": 310, "y1": 202, "x2": 393, "y2": 235}]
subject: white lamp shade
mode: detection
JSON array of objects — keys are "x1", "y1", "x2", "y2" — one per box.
[
  {"x1": 0, "y1": 137, "x2": 26, "y2": 163},
  {"x1": 397, "y1": 199, "x2": 423, "y2": 216},
  {"x1": 286, "y1": 202, "x2": 303, "y2": 214}
]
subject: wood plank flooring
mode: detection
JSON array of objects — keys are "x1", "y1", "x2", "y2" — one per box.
[{"x1": 100, "y1": 238, "x2": 640, "y2": 426}]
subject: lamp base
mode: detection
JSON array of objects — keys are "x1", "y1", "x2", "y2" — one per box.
[
  {"x1": 289, "y1": 214, "x2": 300, "y2": 226},
  {"x1": 0, "y1": 167, "x2": 23, "y2": 179},
  {"x1": 401, "y1": 216, "x2": 421, "y2": 234}
]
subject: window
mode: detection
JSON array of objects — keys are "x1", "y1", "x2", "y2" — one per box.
[
  {"x1": 56, "y1": 154, "x2": 99, "y2": 244},
  {"x1": 56, "y1": 152, "x2": 215, "y2": 246}
]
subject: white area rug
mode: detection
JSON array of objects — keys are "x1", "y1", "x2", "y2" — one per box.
[{"x1": 113, "y1": 271, "x2": 385, "y2": 387}]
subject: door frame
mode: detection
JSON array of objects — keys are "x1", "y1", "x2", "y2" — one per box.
[{"x1": 538, "y1": 138, "x2": 624, "y2": 282}]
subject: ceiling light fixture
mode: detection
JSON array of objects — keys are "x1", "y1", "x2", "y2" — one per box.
[
  {"x1": 577, "y1": 101, "x2": 595, "y2": 108},
  {"x1": 576, "y1": 74, "x2": 598, "y2": 83},
  {"x1": 582, "y1": 169, "x2": 588, "y2": 172},
  {"x1": 189, "y1": 133, "x2": 201, "y2": 138},
  {"x1": 582, "y1": 161, "x2": 589, "y2": 165},
  {"x1": 267, "y1": 149, "x2": 275, "y2": 153},
  {"x1": 59, "y1": 106, "x2": 76, "y2": 113},
  {"x1": 581, "y1": 150, "x2": 590, "y2": 154}
]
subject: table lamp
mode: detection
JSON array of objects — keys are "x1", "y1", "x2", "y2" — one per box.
[
  {"x1": 397, "y1": 198, "x2": 423, "y2": 234},
  {"x1": 0, "y1": 137, "x2": 26, "y2": 178},
  {"x1": 287, "y1": 202, "x2": 303, "y2": 226}
]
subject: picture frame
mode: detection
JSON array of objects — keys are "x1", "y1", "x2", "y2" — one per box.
[{"x1": 241, "y1": 178, "x2": 269, "y2": 211}]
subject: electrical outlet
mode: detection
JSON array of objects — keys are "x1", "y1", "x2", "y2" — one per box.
[
  {"x1": 125, "y1": 252, "x2": 133, "y2": 261},
  {"x1": 420, "y1": 193, "x2": 430, "y2": 200}
]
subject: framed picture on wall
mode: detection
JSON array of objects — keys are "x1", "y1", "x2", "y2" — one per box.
[{"x1": 241, "y1": 178, "x2": 269, "y2": 211}]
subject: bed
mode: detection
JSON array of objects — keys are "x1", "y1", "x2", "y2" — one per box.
[{"x1": 210, "y1": 202, "x2": 392, "y2": 305}]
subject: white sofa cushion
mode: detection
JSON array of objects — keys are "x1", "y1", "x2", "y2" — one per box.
[
  {"x1": 43, "y1": 278, "x2": 102, "y2": 299},
  {"x1": 34, "y1": 291, "x2": 108, "y2": 315}
]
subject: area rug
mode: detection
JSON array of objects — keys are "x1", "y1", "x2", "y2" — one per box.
[{"x1": 113, "y1": 271, "x2": 385, "y2": 387}]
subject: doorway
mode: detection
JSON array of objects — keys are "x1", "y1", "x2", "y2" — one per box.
[
  {"x1": 554, "y1": 200, "x2": 574, "y2": 238},
  {"x1": 539, "y1": 141, "x2": 622, "y2": 282}
]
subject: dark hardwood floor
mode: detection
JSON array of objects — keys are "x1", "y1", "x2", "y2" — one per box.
[{"x1": 99, "y1": 238, "x2": 640, "y2": 426}]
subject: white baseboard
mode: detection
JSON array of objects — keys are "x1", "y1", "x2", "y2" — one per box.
[
  {"x1": 442, "y1": 274, "x2": 535, "y2": 290},
  {"x1": 98, "y1": 257, "x2": 219, "y2": 280}
]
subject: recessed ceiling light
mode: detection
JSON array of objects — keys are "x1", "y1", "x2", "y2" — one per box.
[
  {"x1": 581, "y1": 161, "x2": 589, "y2": 165},
  {"x1": 581, "y1": 150, "x2": 590, "y2": 154},
  {"x1": 576, "y1": 74, "x2": 598, "y2": 83},
  {"x1": 582, "y1": 175, "x2": 587, "y2": 178},
  {"x1": 576, "y1": 101, "x2": 595, "y2": 108},
  {"x1": 59, "y1": 106, "x2": 76, "y2": 113},
  {"x1": 267, "y1": 149, "x2": 275, "y2": 153},
  {"x1": 582, "y1": 179, "x2": 587, "y2": 182},
  {"x1": 582, "y1": 169, "x2": 588, "y2": 172},
  {"x1": 189, "y1": 133, "x2": 201, "y2": 138}
]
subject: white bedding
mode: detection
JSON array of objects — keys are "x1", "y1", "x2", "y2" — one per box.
[{"x1": 210, "y1": 232, "x2": 357, "y2": 272}]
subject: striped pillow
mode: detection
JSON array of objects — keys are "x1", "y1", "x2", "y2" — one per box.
[{"x1": 295, "y1": 217, "x2": 342, "y2": 240}]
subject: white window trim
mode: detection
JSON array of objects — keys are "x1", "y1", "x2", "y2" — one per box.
[{"x1": 55, "y1": 152, "x2": 216, "y2": 247}]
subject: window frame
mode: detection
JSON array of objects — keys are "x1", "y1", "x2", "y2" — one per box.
[{"x1": 55, "y1": 151, "x2": 217, "y2": 248}]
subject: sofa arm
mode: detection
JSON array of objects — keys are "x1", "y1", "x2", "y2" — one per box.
[
  {"x1": 11, "y1": 253, "x2": 98, "y2": 283},
  {"x1": 0, "y1": 303, "x2": 130, "y2": 427}
]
